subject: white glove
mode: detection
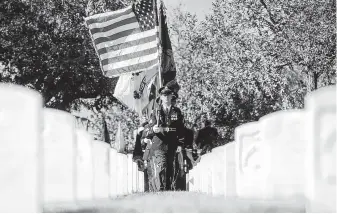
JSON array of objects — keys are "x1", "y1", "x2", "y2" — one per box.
[
  {"x1": 153, "y1": 125, "x2": 161, "y2": 133},
  {"x1": 137, "y1": 127, "x2": 144, "y2": 134},
  {"x1": 144, "y1": 138, "x2": 152, "y2": 145}
]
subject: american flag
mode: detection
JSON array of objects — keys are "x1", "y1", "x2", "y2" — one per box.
[{"x1": 84, "y1": 0, "x2": 159, "y2": 77}]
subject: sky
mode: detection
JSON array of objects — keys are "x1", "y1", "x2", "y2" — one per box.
[{"x1": 163, "y1": 0, "x2": 214, "y2": 20}]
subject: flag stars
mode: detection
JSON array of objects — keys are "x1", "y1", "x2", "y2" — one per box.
[{"x1": 133, "y1": 0, "x2": 155, "y2": 31}]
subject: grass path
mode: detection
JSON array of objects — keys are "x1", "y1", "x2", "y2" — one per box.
[{"x1": 44, "y1": 191, "x2": 306, "y2": 213}]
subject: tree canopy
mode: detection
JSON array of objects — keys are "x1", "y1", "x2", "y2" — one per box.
[
  {"x1": 170, "y1": 0, "x2": 336, "y2": 143},
  {"x1": 0, "y1": 0, "x2": 335, "y2": 147},
  {"x1": 0, "y1": 0, "x2": 134, "y2": 110}
]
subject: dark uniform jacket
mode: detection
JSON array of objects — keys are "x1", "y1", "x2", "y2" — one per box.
[
  {"x1": 146, "y1": 105, "x2": 185, "y2": 152},
  {"x1": 132, "y1": 129, "x2": 144, "y2": 161},
  {"x1": 141, "y1": 124, "x2": 154, "y2": 161}
]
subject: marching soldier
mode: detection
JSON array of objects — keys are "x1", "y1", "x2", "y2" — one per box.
[
  {"x1": 132, "y1": 116, "x2": 150, "y2": 191},
  {"x1": 145, "y1": 86, "x2": 185, "y2": 191},
  {"x1": 132, "y1": 116, "x2": 148, "y2": 163},
  {"x1": 142, "y1": 122, "x2": 155, "y2": 192}
]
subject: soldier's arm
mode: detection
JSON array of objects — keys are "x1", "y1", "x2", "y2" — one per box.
[
  {"x1": 144, "y1": 113, "x2": 157, "y2": 139},
  {"x1": 132, "y1": 131, "x2": 144, "y2": 161},
  {"x1": 139, "y1": 126, "x2": 149, "y2": 148},
  {"x1": 141, "y1": 125, "x2": 150, "y2": 139}
]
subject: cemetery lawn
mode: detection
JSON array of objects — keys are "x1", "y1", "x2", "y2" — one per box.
[{"x1": 43, "y1": 191, "x2": 306, "y2": 213}]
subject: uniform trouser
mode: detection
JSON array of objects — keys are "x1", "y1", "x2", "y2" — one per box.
[
  {"x1": 147, "y1": 146, "x2": 186, "y2": 192},
  {"x1": 144, "y1": 169, "x2": 149, "y2": 192},
  {"x1": 147, "y1": 151, "x2": 180, "y2": 191},
  {"x1": 167, "y1": 150, "x2": 185, "y2": 191},
  {"x1": 148, "y1": 150, "x2": 167, "y2": 192},
  {"x1": 174, "y1": 151, "x2": 187, "y2": 191}
]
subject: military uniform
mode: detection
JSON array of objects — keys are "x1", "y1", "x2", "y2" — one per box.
[
  {"x1": 140, "y1": 123, "x2": 154, "y2": 192},
  {"x1": 132, "y1": 127, "x2": 145, "y2": 162},
  {"x1": 145, "y1": 105, "x2": 185, "y2": 191}
]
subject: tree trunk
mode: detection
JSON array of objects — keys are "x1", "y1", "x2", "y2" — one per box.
[
  {"x1": 307, "y1": 71, "x2": 319, "y2": 93},
  {"x1": 313, "y1": 71, "x2": 319, "y2": 90},
  {"x1": 307, "y1": 72, "x2": 313, "y2": 93}
]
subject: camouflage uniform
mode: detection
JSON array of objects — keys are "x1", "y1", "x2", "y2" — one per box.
[{"x1": 141, "y1": 124, "x2": 153, "y2": 192}]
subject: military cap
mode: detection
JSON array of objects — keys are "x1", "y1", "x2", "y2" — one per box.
[{"x1": 158, "y1": 86, "x2": 173, "y2": 95}]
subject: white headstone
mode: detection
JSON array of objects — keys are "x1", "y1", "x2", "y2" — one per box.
[
  {"x1": 259, "y1": 110, "x2": 306, "y2": 199},
  {"x1": 116, "y1": 153, "x2": 125, "y2": 196},
  {"x1": 198, "y1": 159, "x2": 206, "y2": 193},
  {"x1": 137, "y1": 167, "x2": 142, "y2": 192},
  {"x1": 92, "y1": 140, "x2": 110, "y2": 199},
  {"x1": 139, "y1": 171, "x2": 144, "y2": 192},
  {"x1": 75, "y1": 129, "x2": 93, "y2": 201},
  {"x1": 0, "y1": 84, "x2": 42, "y2": 212},
  {"x1": 122, "y1": 154, "x2": 128, "y2": 195},
  {"x1": 235, "y1": 122, "x2": 268, "y2": 199},
  {"x1": 211, "y1": 146, "x2": 226, "y2": 196},
  {"x1": 193, "y1": 164, "x2": 201, "y2": 192},
  {"x1": 224, "y1": 142, "x2": 236, "y2": 198},
  {"x1": 187, "y1": 168, "x2": 195, "y2": 192},
  {"x1": 132, "y1": 161, "x2": 138, "y2": 193},
  {"x1": 305, "y1": 85, "x2": 336, "y2": 213},
  {"x1": 109, "y1": 148, "x2": 118, "y2": 198},
  {"x1": 127, "y1": 154, "x2": 133, "y2": 194},
  {"x1": 43, "y1": 108, "x2": 76, "y2": 204},
  {"x1": 200, "y1": 153, "x2": 213, "y2": 194}
]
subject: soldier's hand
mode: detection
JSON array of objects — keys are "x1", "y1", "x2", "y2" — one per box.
[
  {"x1": 144, "y1": 138, "x2": 152, "y2": 145},
  {"x1": 176, "y1": 146, "x2": 182, "y2": 153},
  {"x1": 137, "y1": 127, "x2": 144, "y2": 134},
  {"x1": 153, "y1": 125, "x2": 161, "y2": 133}
]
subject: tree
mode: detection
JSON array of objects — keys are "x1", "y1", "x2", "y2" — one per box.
[
  {"x1": 0, "y1": 0, "x2": 132, "y2": 111},
  {"x1": 169, "y1": 0, "x2": 335, "y2": 144},
  {"x1": 0, "y1": 0, "x2": 141, "y2": 146}
]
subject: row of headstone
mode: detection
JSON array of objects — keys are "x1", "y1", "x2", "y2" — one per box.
[
  {"x1": 0, "y1": 83, "x2": 144, "y2": 212},
  {"x1": 187, "y1": 85, "x2": 336, "y2": 213}
]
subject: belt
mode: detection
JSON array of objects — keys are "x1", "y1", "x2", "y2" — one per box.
[{"x1": 161, "y1": 127, "x2": 176, "y2": 132}]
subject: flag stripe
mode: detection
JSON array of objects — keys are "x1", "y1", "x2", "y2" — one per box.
[
  {"x1": 102, "y1": 47, "x2": 157, "y2": 65},
  {"x1": 85, "y1": 1, "x2": 159, "y2": 77},
  {"x1": 91, "y1": 22, "x2": 139, "y2": 40},
  {"x1": 93, "y1": 28, "x2": 142, "y2": 45},
  {"x1": 98, "y1": 35, "x2": 156, "y2": 55},
  {"x1": 96, "y1": 29, "x2": 157, "y2": 51},
  {"x1": 90, "y1": 16, "x2": 137, "y2": 34},
  {"x1": 103, "y1": 52, "x2": 158, "y2": 71},
  {"x1": 105, "y1": 60, "x2": 158, "y2": 77},
  {"x1": 88, "y1": 12, "x2": 135, "y2": 30},
  {"x1": 85, "y1": 6, "x2": 133, "y2": 25},
  {"x1": 101, "y1": 40, "x2": 157, "y2": 60}
]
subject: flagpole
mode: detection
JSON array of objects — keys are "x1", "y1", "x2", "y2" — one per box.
[{"x1": 154, "y1": 0, "x2": 163, "y2": 88}]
